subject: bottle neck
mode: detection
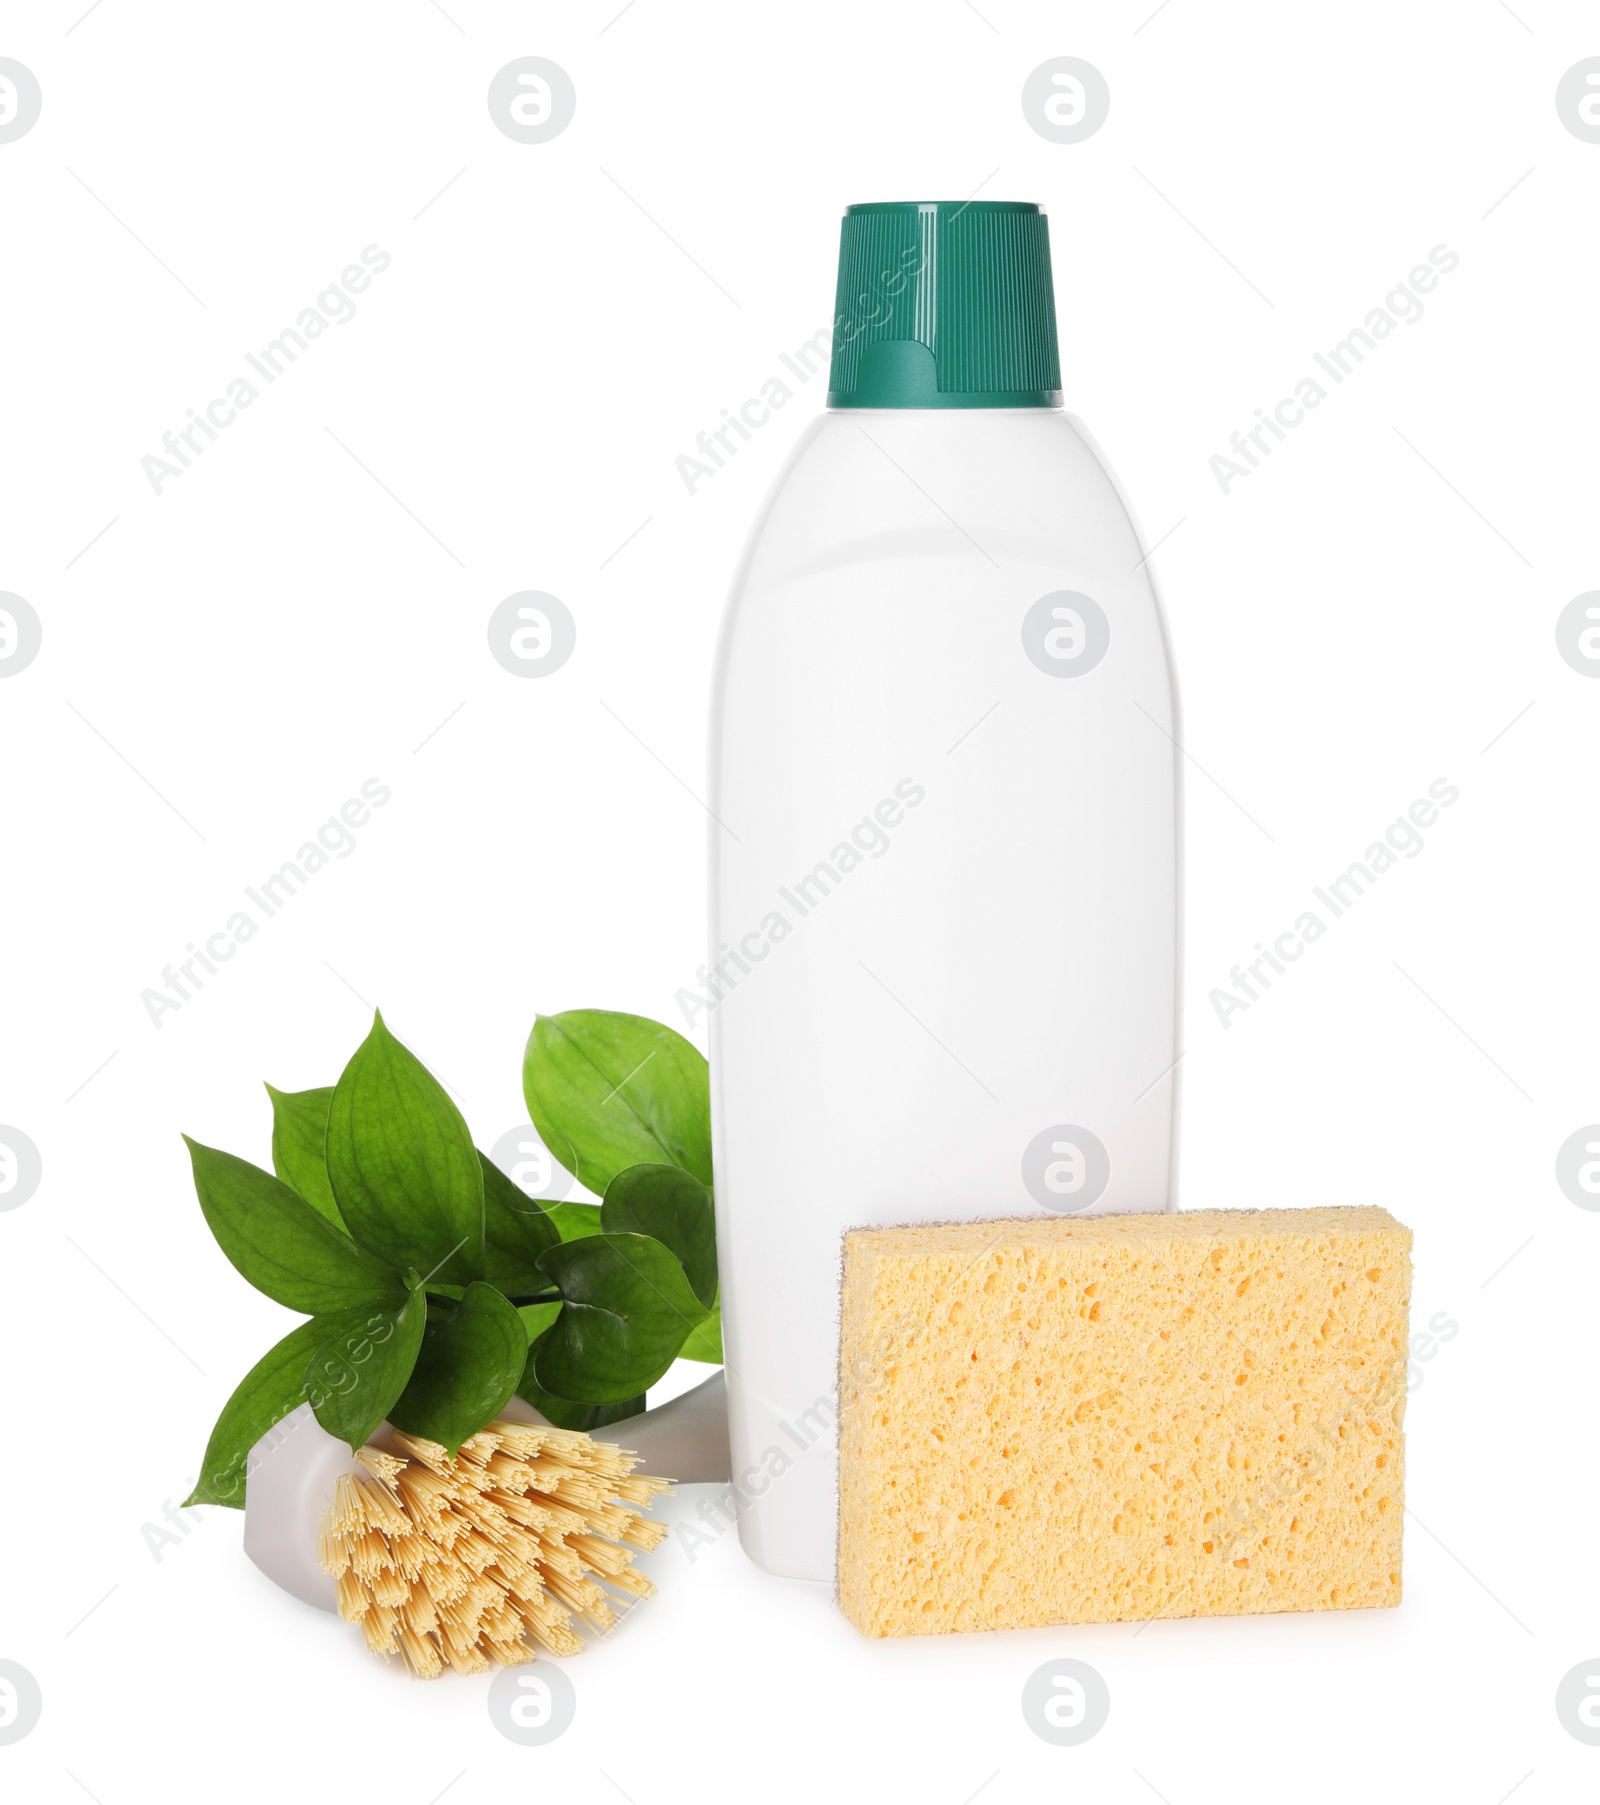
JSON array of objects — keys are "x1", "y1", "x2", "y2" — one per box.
[{"x1": 827, "y1": 335, "x2": 1060, "y2": 410}]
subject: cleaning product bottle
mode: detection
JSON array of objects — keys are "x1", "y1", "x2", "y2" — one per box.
[{"x1": 708, "y1": 201, "x2": 1181, "y2": 1582}]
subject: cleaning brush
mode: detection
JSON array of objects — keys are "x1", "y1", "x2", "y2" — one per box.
[{"x1": 316, "y1": 1417, "x2": 671, "y2": 1678}]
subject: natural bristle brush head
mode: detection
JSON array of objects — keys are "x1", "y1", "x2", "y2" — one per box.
[{"x1": 317, "y1": 1418, "x2": 672, "y2": 1678}]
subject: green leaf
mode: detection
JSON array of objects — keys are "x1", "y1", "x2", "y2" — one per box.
[
  {"x1": 388, "y1": 1282, "x2": 528, "y2": 1455},
  {"x1": 265, "y1": 1083, "x2": 343, "y2": 1229},
  {"x1": 523, "y1": 1010, "x2": 713, "y2": 1197},
  {"x1": 601, "y1": 1163, "x2": 717, "y2": 1309},
  {"x1": 185, "y1": 1317, "x2": 329, "y2": 1509},
  {"x1": 305, "y1": 1290, "x2": 428, "y2": 1449},
  {"x1": 678, "y1": 1300, "x2": 723, "y2": 1364},
  {"x1": 534, "y1": 1232, "x2": 706, "y2": 1404},
  {"x1": 327, "y1": 1012, "x2": 484, "y2": 1287},
  {"x1": 516, "y1": 1335, "x2": 645, "y2": 1431},
  {"x1": 480, "y1": 1151, "x2": 560, "y2": 1292},
  {"x1": 516, "y1": 1300, "x2": 562, "y2": 1344},
  {"x1": 546, "y1": 1198, "x2": 604, "y2": 1242},
  {"x1": 185, "y1": 1137, "x2": 403, "y2": 1314}
]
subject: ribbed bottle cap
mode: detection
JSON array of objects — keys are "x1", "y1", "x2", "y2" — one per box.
[{"x1": 826, "y1": 201, "x2": 1062, "y2": 409}]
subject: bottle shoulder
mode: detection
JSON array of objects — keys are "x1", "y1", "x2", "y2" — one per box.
[
  {"x1": 730, "y1": 408, "x2": 1143, "y2": 592},
  {"x1": 792, "y1": 406, "x2": 1102, "y2": 482}
]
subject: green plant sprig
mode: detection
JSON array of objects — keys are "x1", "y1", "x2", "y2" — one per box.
[{"x1": 185, "y1": 1008, "x2": 720, "y2": 1508}]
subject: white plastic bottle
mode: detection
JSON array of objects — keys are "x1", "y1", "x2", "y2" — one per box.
[{"x1": 707, "y1": 202, "x2": 1181, "y2": 1583}]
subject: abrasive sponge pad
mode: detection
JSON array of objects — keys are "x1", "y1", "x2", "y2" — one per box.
[{"x1": 837, "y1": 1208, "x2": 1410, "y2": 1637}]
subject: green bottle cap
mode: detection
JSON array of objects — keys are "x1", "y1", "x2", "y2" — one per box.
[{"x1": 826, "y1": 201, "x2": 1062, "y2": 410}]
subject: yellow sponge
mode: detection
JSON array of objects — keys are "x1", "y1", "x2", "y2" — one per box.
[{"x1": 837, "y1": 1207, "x2": 1410, "y2": 1637}]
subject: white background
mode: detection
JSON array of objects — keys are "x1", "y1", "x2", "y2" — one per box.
[{"x1": 1, "y1": 1, "x2": 1595, "y2": 1800}]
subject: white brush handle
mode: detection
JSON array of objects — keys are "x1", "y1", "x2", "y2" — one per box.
[
  {"x1": 563, "y1": 1369, "x2": 731, "y2": 1482},
  {"x1": 243, "y1": 1372, "x2": 730, "y2": 1614}
]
